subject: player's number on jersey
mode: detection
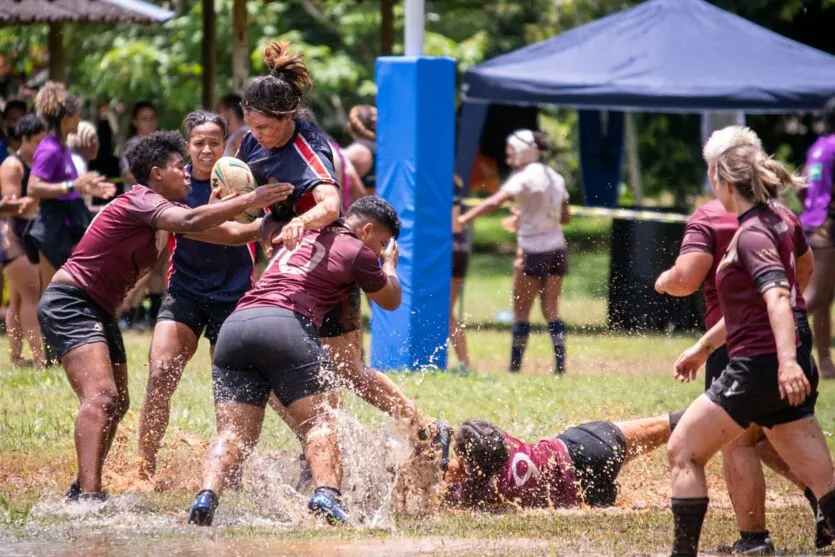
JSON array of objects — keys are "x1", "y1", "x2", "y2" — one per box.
[{"x1": 275, "y1": 238, "x2": 327, "y2": 276}]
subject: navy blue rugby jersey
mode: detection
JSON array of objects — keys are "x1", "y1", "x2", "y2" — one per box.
[
  {"x1": 237, "y1": 118, "x2": 339, "y2": 221},
  {"x1": 166, "y1": 168, "x2": 255, "y2": 302}
]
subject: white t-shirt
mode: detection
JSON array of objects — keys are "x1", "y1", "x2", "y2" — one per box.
[
  {"x1": 71, "y1": 152, "x2": 88, "y2": 177},
  {"x1": 500, "y1": 162, "x2": 567, "y2": 253}
]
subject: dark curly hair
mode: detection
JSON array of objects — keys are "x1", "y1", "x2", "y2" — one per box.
[
  {"x1": 218, "y1": 92, "x2": 244, "y2": 121},
  {"x1": 16, "y1": 114, "x2": 46, "y2": 140},
  {"x1": 243, "y1": 42, "x2": 313, "y2": 119},
  {"x1": 182, "y1": 110, "x2": 228, "y2": 141},
  {"x1": 454, "y1": 419, "x2": 509, "y2": 478},
  {"x1": 345, "y1": 195, "x2": 400, "y2": 239},
  {"x1": 125, "y1": 130, "x2": 187, "y2": 186}
]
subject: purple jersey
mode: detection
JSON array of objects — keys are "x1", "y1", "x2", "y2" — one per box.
[
  {"x1": 800, "y1": 135, "x2": 835, "y2": 229},
  {"x1": 30, "y1": 134, "x2": 82, "y2": 202}
]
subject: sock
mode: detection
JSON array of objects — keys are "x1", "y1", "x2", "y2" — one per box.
[
  {"x1": 548, "y1": 320, "x2": 566, "y2": 373},
  {"x1": 818, "y1": 489, "x2": 835, "y2": 531},
  {"x1": 739, "y1": 530, "x2": 768, "y2": 544},
  {"x1": 510, "y1": 322, "x2": 530, "y2": 372},
  {"x1": 671, "y1": 497, "x2": 709, "y2": 557},
  {"x1": 669, "y1": 409, "x2": 686, "y2": 432},
  {"x1": 805, "y1": 487, "x2": 819, "y2": 516}
]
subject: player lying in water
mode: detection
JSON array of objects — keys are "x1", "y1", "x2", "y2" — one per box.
[{"x1": 441, "y1": 410, "x2": 684, "y2": 509}]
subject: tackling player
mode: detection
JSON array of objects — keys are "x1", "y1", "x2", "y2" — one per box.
[{"x1": 38, "y1": 131, "x2": 292, "y2": 501}]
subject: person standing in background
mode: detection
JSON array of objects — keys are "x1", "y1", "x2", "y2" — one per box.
[
  {"x1": 217, "y1": 93, "x2": 248, "y2": 157},
  {"x1": 342, "y1": 104, "x2": 375, "y2": 196},
  {"x1": 24, "y1": 82, "x2": 116, "y2": 291},
  {"x1": 0, "y1": 100, "x2": 28, "y2": 164},
  {"x1": 450, "y1": 173, "x2": 471, "y2": 373},
  {"x1": 799, "y1": 97, "x2": 835, "y2": 379},
  {"x1": 459, "y1": 130, "x2": 570, "y2": 375},
  {"x1": 67, "y1": 122, "x2": 103, "y2": 215},
  {"x1": 120, "y1": 101, "x2": 158, "y2": 189},
  {"x1": 0, "y1": 114, "x2": 46, "y2": 367}
]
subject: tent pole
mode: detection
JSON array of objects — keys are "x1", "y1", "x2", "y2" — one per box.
[
  {"x1": 404, "y1": 0, "x2": 424, "y2": 56},
  {"x1": 625, "y1": 111, "x2": 643, "y2": 204},
  {"x1": 201, "y1": 0, "x2": 216, "y2": 109},
  {"x1": 48, "y1": 23, "x2": 67, "y2": 83},
  {"x1": 231, "y1": 0, "x2": 248, "y2": 93}
]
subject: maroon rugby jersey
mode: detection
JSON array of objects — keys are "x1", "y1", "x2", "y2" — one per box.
[
  {"x1": 449, "y1": 432, "x2": 579, "y2": 509},
  {"x1": 679, "y1": 199, "x2": 738, "y2": 330},
  {"x1": 236, "y1": 223, "x2": 387, "y2": 327},
  {"x1": 717, "y1": 204, "x2": 806, "y2": 358},
  {"x1": 62, "y1": 185, "x2": 175, "y2": 316},
  {"x1": 771, "y1": 202, "x2": 809, "y2": 311}
]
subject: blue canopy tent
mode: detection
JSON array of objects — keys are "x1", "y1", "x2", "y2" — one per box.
[{"x1": 456, "y1": 0, "x2": 835, "y2": 206}]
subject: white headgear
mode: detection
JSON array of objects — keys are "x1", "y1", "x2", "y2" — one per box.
[{"x1": 506, "y1": 129, "x2": 540, "y2": 167}]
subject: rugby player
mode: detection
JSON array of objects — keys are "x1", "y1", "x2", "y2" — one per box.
[
  {"x1": 459, "y1": 130, "x2": 570, "y2": 374},
  {"x1": 444, "y1": 411, "x2": 683, "y2": 510},
  {"x1": 188, "y1": 196, "x2": 402, "y2": 526},
  {"x1": 666, "y1": 144, "x2": 835, "y2": 556},
  {"x1": 0, "y1": 114, "x2": 47, "y2": 367},
  {"x1": 656, "y1": 126, "x2": 827, "y2": 552},
  {"x1": 38, "y1": 131, "x2": 292, "y2": 501},
  {"x1": 137, "y1": 111, "x2": 259, "y2": 481}
]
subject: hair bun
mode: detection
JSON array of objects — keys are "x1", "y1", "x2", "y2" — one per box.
[{"x1": 262, "y1": 41, "x2": 312, "y2": 93}]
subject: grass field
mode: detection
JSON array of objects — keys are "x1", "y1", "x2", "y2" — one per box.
[{"x1": 1, "y1": 216, "x2": 833, "y2": 555}]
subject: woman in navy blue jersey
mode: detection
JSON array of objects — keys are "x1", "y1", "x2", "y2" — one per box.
[{"x1": 136, "y1": 111, "x2": 262, "y2": 480}]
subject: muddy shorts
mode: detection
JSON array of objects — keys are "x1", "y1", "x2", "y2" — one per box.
[
  {"x1": 37, "y1": 283, "x2": 126, "y2": 363},
  {"x1": 558, "y1": 421, "x2": 626, "y2": 507},
  {"x1": 157, "y1": 285, "x2": 238, "y2": 344},
  {"x1": 318, "y1": 285, "x2": 362, "y2": 338},
  {"x1": 516, "y1": 248, "x2": 569, "y2": 279},
  {"x1": 212, "y1": 307, "x2": 335, "y2": 407},
  {"x1": 706, "y1": 348, "x2": 819, "y2": 429}
]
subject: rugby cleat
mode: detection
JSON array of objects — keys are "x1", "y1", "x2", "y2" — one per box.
[
  {"x1": 308, "y1": 487, "x2": 348, "y2": 525},
  {"x1": 716, "y1": 536, "x2": 775, "y2": 555},
  {"x1": 816, "y1": 514, "x2": 834, "y2": 548},
  {"x1": 188, "y1": 489, "x2": 218, "y2": 526},
  {"x1": 78, "y1": 492, "x2": 108, "y2": 503},
  {"x1": 65, "y1": 480, "x2": 81, "y2": 502}
]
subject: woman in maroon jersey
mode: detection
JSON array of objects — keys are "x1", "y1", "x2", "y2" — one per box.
[
  {"x1": 656, "y1": 126, "x2": 826, "y2": 552},
  {"x1": 665, "y1": 144, "x2": 835, "y2": 556},
  {"x1": 37, "y1": 131, "x2": 293, "y2": 501}
]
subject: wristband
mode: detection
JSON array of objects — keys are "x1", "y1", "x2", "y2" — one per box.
[
  {"x1": 698, "y1": 338, "x2": 715, "y2": 355},
  {"x1": 64, "y1": 180, "x2": 75, "y2": 194}
]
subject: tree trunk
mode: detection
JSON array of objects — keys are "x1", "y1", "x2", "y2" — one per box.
[
  {"x1": 202, "y1": 0, "x2": 216, "y2": 109},
  {"x1": 48, "y1": 23, "x2": 67, "y2": 83},
  {"x1": 232, "y1": 0, "x2": 248, "y2": 93},
  {"x1": 625, "y1": 111, "x2": 643, "y2": 205},
  {"x1": 380, "y1": 0, "x2": 394, "y2": 55}
]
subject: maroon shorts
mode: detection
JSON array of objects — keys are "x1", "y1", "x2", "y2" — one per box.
[{"x1": 516, "y1": 248, "x2": 569, "y2": 279}]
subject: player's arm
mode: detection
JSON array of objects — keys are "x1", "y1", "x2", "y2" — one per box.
[
  {"x1": 344, "y1": 158, "x2": 367, "y2": 203},
  {"x1": 673, "y1": 317, "x2": 727, "y2": 383},
  {"x1": 655, "y1": 252, "x2": 714, "y2": 296},
  {"x1": 459, "y1": 190, "x2": 513, "y2": 226},
  {"x1": 156, "y1": 183, "x2": 293, "y2": 234},
  {"x1": 343, "y1": 143, "x2": 373, "y2": 177},
  {"x1": 365, "y1": 240, "x2": 402, "y2": 311},
  {"x1": 29, "y1": 172, "x2": 116, "y2": 200},
  {"x1": 0, "y1": 160, "x2": 33, "y2": 216},
  {"x1": 796, "y1": 247, "x2": 813, "y2": 294},
  {"x1": 281, "y1": 183, "x2": 341, "y2": 250},
  {"x1": 184, "y1": 218, "x2": 262, "y2": 246}
]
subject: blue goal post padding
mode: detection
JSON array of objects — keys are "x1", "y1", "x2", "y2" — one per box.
[{"x1": 370, "y1": 56, "x2": 456, "y2": 371}]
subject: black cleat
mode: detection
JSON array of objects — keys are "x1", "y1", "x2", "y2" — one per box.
[
  {"x1": 188, "y1": 489, "x2": 218, "y2": 526},
  {"x1": 816, "y1": 515, "x2": 834, "y2": 549},
  {"x1": 716, "y1": 536, "x2": 775, "y2": 555},
  {"x1": 65, "y1": 480, "x2": 81, "y2": 502}
]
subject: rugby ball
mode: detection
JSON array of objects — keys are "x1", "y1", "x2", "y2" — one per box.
[{"x1": 210, "y1": 156, "x2": 261, "y2": 223}]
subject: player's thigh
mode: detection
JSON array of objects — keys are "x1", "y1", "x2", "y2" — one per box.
[{"x1": 321, "y1": 330, "x2": 362, "y2": 377}]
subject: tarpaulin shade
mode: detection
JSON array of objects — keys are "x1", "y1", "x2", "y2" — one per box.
[{"x1": 463, "y1": 0, "x2": 835, "y2": 113}]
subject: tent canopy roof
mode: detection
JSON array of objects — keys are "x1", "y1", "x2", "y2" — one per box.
[
  {"x1": 464, "y1": 0, "x2": 835, "y2": 113},
  {"x1": 0, "y1": 0, "x2": 173, "y2": 25}
]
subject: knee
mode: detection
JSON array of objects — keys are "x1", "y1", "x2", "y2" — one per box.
[
  {"x1": 82, "y1": 390, "x2": 121, "y2": 420},
  {"x1": 667, "y1": 435, "x2": 704, "y2": 472}
]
